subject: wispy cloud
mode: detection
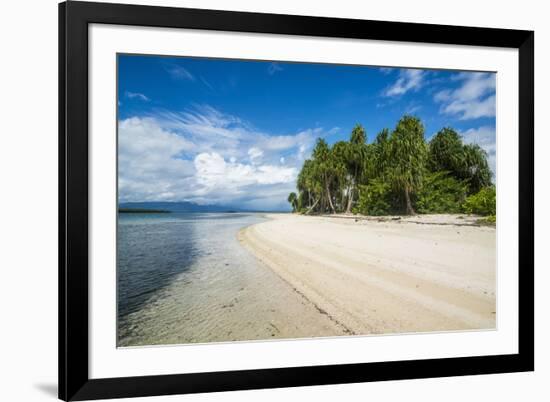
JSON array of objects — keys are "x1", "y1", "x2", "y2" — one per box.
[
  {"x1": 383, "y1": 69, "x2": 425, "y2": 97},
  {"x1": 118, "y1": 105, "x2": 333, "y2": 210},
  {"x1": 125, "y1": 91, "x2": 150, "y2": 102},
  {"x1": 247, "y1": 147, "x2": 264, "y2": 164},
  {"x1": 378, "y1": 67, "x2": 394, "y2": 75},
  {"x1": 267, "y1": 63, "x2": 284, "y2": 75},
  {"x1": 164, "y1": 63, "x2": 195, "y2": 81},
  {"x1": 405, "y1": 102, "x2": 422, "y2": 115},
  {"x1": 200, "y1": 76, "x2": 214, "y2": 90},
  {"x1": 434, "y1": 72, "x2": 496, "y2": 120}
]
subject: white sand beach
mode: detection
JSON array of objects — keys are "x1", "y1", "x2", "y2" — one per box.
[{"x1": 239, "y1": 213, "x2": 496, "y2": 335}]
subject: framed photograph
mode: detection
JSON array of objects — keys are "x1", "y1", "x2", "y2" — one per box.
[{"x1": 59, "y1": 1, "x2": 534, "y2": 400}]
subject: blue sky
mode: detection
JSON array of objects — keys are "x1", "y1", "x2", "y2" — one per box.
[{"x1": 118, "y1": 54, "x2": 496, "y2": 211}]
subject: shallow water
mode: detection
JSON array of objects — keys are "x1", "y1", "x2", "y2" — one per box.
[{"x1": 117, "y1": 212, "x2": 341, "y2": 347}]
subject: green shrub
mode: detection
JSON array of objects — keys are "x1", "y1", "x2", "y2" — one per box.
[
  {"x1": 415, "y1": 171, "x2": 468, "y2": 214},
  {"x1": 462, "y1": 186, "x2": 496, "y2": 216},
  {"x1": 354, "y1": 179, "x2": 394, "y2": 216}
]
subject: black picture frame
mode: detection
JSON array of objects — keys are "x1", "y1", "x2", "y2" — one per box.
[{"x1": 59, "y1": 1, "x2": 534, "y2": 400}]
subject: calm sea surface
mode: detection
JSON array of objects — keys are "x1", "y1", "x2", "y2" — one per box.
[
  {"x1": 117, "y1": 212, "x2": 264, "y2": 344},
  {"x1": 117, "y1": 212, "x2": 342, "y2": 346}
]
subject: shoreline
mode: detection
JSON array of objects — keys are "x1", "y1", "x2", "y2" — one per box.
[
  {"x1": 118, "y1": 212, "x2": 348, "y2": 347},
  {"x1": 239, "y1": 213, "x2": 496, "y2": 336}
]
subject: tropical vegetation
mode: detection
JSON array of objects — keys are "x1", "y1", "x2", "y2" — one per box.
[{"x1": 288, "y1": 115, "x2": 495, "y2": 218}]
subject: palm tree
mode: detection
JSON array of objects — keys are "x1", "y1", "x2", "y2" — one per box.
[
  {"x1": 312, "y1": 138, "x2": 337, "y2": 213},
  {"x1": 389, "y1": 115, "x2": 427, "y2": 215},
  {"x1": 331, "y1": 141, "x2": 353, "y2": 212},
  {"x1": 428, "y1": 127, "x2": 464, "y2": 175},
  {"x1": 297, "y1": 159, "x2": 322, "y2": 214},
  {"x1": 369, "y1": 128, "x2": 391, "y2": 179},
  {"x1": 344, "y1": 124, "x2": 368, "y2": 213},
  {"x1": 287, "y1": 192, "x2": 298, "y2": 212},
  {"x1": 292, "y1": 114, "x2": 491, "y2": 217},
  {"x1": 461, "y1": 144, "x2": 492, "y2": 193}
]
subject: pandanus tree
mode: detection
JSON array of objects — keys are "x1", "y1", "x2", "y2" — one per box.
[
  {"x1": 296, "y1": 163, "x2": 309, "y2": 209},
  {"x1": 428, "y1": 127, "x2": 464, "y2": 175},
  {"x1": 308, "y1": 139, "x2": 335, "y2": 213},
  {"x1": 297, "y1": 158, "x2": 322, "y2": 214},
  {"x1": 428, "y1": 127, "x2": 492, "y2": 193},
  {"x1": 289, "y1": 114, "x2": 492, "y2": 216},
  {"x1": 344, "y1": 124, "x2": 368, "y2": 213},
  {"x1": 287, "y1": 192, "x2": 298, "y2": 212},
  {"x1": 329, "y1": 125, "x2": 369, "y2": 213},
  {"x1": 389, "y1": 115, "x2": 427, "y2": 215},
  {"x1": 369, "y1": 128, "x2": 391, "y2": 179},
  {"x1": 331, "y1": 141, "x2": 352, "y2": 211},
  {"x1": 461, "y1": 144, "x2": 492, "y2": 193}
]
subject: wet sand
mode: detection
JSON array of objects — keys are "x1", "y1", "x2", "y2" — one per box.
[{"x1": 238, "y1": 213, "x2": 496, "y2": 335}]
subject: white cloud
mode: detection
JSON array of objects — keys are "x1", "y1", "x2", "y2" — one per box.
[
  {"x1": 118, "y1": 117, "x2": 196, "y2": 201},
  {"x1": 298, "y1": 144, "x2": 307, "y2": 160},
  {"x1": 434, "y1": 72, "x2": 496, "y2": 120},
  {"x1": 117, "y1": 106, "x2": 326, "y2": 209},
  {"x1": 259, "y1": 129, "x2": 320, "y2": 151},
  {"x1": 195, "y1": 153, "x2": 296, "y2": 188},
  {"x1": 383, "y1": 69, "x2": 425, "y2": 97},
  {"x1": 164, "y1": 64, "x2": 195, "y2": 81},
  {"x1": 248, "y1": 147, "x2": 264, "y2": 164},
  {"x1": 154, "y1": 105, "x2": 320, "y2": 164},
  {"x1": 460, "y1": 126, "x2": 496, "y2": 176},
  {"x1": 125, "y1": 91, "x2": 150, "y2": 101}
]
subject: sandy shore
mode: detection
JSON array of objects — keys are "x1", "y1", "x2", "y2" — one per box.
[{"x1": 239, "y1": 213, "x2": 496, "y2": 335}]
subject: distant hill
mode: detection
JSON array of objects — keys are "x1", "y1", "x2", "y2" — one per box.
[{"x1": 118, "y1": 201, "x2": 245, "y2": 213}]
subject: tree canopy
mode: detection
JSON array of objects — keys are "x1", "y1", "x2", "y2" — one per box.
[{"x1": 289, "y1": 115, "x2": 494, "y2": 216}]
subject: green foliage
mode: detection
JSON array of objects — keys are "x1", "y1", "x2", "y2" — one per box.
[
  {"x1": 461, "y1": 144, "x2": 492, "y2": 193},
  {"x1": 292, "y1": 114, "x2": 494, "y2": 217},
  {"x1": 428, "y1": 128, "x2": 464, "y2": 174},
  {"x1": 368, "y1": 128, "x2": 391, "y2": 179},
  {"x1": 462, "y1": 186, "x2": 496, "y2": 216},
  {"x1": 354, "y1": 180, "x2": 394, "y2": 216},
  {"x1": 332, "y1": 125, "x2": 369, "y2": 212},
  {"x1": 415, "y1": 172, "x2": 468, "y2": 214},
  {"x1": 428, "y1": 128, "x2": 492, "y2": 194},
  {"x1": 287, "y1": 192, "x2": 298, "y2": 212},
  {"x1": 388, "y1": 115, "x2": 428, "y2": 214},
  {"x1": 350, "y1": 124, "x2": 367, "y2": 145},
  {"x1": 390, "y1": 116, "x2": 427, "y2": 191}
]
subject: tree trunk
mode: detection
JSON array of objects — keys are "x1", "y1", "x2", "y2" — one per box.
[
  {"x1": 345, "y1": 187, "x2": 354, "y2": 213},
  {"x1": 326, "y1": 183, "x2": 336, "y2": 213},
  {"x1": 404, "y1": 187, "x2": 415, "y2": 215},
  {"x1": 305, "y1": 198, "x2": 319, "y2": 214},
  {"x1": 346, "y1": 166, "x2": 359, "y2": 214}
]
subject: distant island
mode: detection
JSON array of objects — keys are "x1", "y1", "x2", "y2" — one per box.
[
  {"x1": 118, "y1": 201, "x2": 257, "y2": 213},
  {"x1": 118, "y1": 208, "x2": 170, "y2": 213}
]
